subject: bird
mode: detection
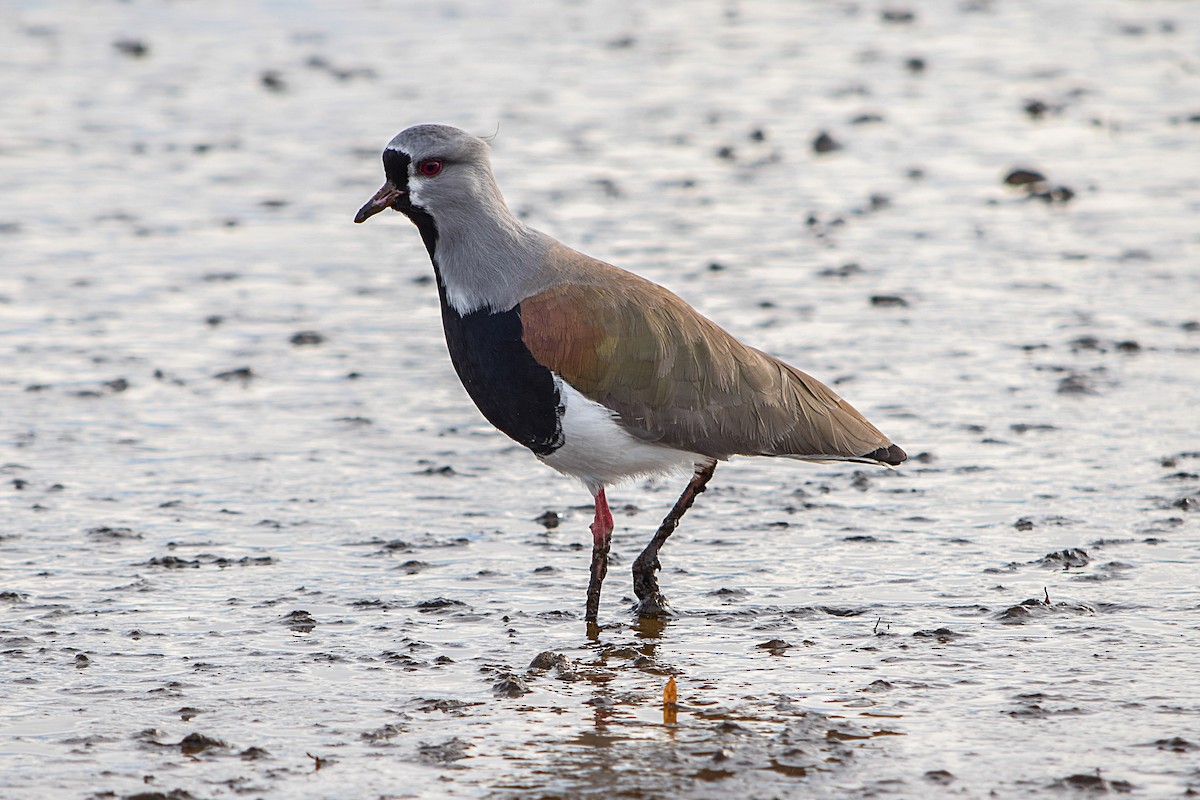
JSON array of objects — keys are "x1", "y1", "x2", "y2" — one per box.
[{"x1": 355, "y1": 124, "x2": 905, "y2": 624}]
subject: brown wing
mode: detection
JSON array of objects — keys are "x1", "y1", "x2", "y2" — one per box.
[{"x1": 520, "y1": 265, "x2": 901, "y2": 464}]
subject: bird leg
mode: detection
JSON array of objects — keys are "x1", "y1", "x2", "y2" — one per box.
[
  {"x1": 633, "y1": 461, "x2": 717, "y2": 617},
  {"x1": 584, "y1": 487, "x2": 615, "y2": 623}
]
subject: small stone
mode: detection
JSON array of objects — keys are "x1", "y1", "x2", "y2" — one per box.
[
  {"x1": 260, "y1": 70, "x2": 286, "y2": 92},
  {"x1": 289, "y1": 330, "x2": 325, "y2": 346},
  {"x1": 179, "y1": 732, "x2": 227, "y2": 755},
  {"x1": 533, "y1": 510, "x2": 560, "y2": 529},
  {"x1": 1024, "y1": 99, "x2": 1050, "y2": 119},
  {"x1": 214, "y1": 366, "x2": 255, "y2": 382},
  {"x1": 113, "y1": 38, "x2": 149, "y2": 58},
  {"x1": 1004, "y1": 168, "x2": 1046, "y2": 187},
  {"x1": 812, "y1": 131, "x2": 841, "y2": 154},
  {"x1": 493, "y1": 674, "x2": 530, "y2": 698}
]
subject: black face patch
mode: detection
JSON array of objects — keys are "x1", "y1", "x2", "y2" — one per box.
[
  {"x1": 382, "y1": 148, "x2": 438, "y2": 259},
  {"x1": 437, "y1": 290, "x2": 564, "y2": 457},
  {"x1": 382, "y1": 148, "x2": 410, "y2": 189}
]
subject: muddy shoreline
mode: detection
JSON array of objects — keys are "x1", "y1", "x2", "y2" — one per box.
[{"x1": 3, "y1": 1, "x2": 1199, "y2": 797}]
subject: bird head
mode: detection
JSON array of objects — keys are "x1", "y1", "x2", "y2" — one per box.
[{"x1": 354, "y1": 124, "x2": 495, "y2": 225}]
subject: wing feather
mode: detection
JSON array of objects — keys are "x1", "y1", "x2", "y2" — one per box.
[{"x1": 519, "y1": 255, "x2": 902, "y2": 464}]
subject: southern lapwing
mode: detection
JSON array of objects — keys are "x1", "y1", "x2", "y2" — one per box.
[{"x1": 355, "y1": 124, "x2": 906, "y2": 623}]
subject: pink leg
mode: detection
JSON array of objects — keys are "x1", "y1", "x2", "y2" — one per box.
[{"x1": 585, "y1": 487, "x2": 614, "y2": 623}]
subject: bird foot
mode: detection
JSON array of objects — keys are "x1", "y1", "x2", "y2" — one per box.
[{"x1": 633, "y1": 592, "x2": 672, "y2": 618}]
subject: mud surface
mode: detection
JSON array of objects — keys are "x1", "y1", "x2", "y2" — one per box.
[{"x1": 3, "y1": 1, "x2": 1200, "y2": 798}]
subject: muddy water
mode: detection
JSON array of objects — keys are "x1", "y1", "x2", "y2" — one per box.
[{"x1": 3, "y1": 1, "x2": 1199, "y2": 797}]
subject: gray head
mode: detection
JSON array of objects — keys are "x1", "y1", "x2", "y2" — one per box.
[
  {"x1": 354, "y1": 124, "x2": 553, "y2": 314},
  {"x1": 354, "y1": 124, "x2": 500, "y2": 228}
]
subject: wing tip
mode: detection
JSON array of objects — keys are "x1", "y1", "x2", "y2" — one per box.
[{"x1": 861, "y1": 443, "x2": 907, "y2": 466}]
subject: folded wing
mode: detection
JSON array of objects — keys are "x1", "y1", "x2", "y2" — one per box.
[{"x1": 519, "y1": 267, "x2": 904, "y2": 466}]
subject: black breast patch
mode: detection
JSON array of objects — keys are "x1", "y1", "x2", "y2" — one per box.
[{"x1": 439, "y1": 298, "x2": 564, "y2": 457}]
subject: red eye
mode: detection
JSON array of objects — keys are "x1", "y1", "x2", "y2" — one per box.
[{"x1": 418, "y1": 160, "x2": 443, "y2": 177}]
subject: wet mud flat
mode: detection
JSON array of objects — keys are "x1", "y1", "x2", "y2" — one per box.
[{"x1": 2, "y1": 0, "x2": 1199, "y2": 797}]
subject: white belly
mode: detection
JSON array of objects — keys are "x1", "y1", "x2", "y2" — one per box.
[{"x1": 540, "y1": 379, "x2": 702, "y2": 493}]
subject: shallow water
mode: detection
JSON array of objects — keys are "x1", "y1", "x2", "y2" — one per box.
[{"x1": 2, "y1": 1, "x2": 1199, "y2": 797}]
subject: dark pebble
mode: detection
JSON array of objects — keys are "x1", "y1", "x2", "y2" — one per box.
[
  {"x1": 812, "y1": 131, "x2": 842, "y2": 154},
  {"x1": 1050, "y1": 774, "x2": 1135, "y2": 793},
  {"x1": 87, "y1": 526, "x2": 141, "y2": 539},
  {"x1": 1030, "y1": 185, "x2": 1075, "y2": 203},
  {"x1": 416, "y1": 597, "x2": 467, "y2": 611},
  {"x1": 1024, "y1": 99, "x2": 1051, "y2": 119},
  {"x1": 818, "y1": 262, "x2": 864, "y2": 278},
  {"x1": 756, "y1": 639, "x2": 792, "y2": 651},
  {"x1": 870, "y1": 294, "x2": 909, "y2": 307},
  {"x1": 1149, "y1": 737, "x2": 1196, "y2": 752},
  {"x1": 1037, "y1": 548, "x2": 1090, "y2": 569},
  {"x1": 282, "y1": 610, "x2": 316, "y2": 632},
  {"x1": 1010, "y1": 423, "x2": 1057, "y2": 434},
  {"x1": 178, "y1": 732, "x2": 227, "y2": 755},
  {"x1": 418, "y1": 737, "x2": 470, "y2": 762},
  {"x1": 260, "y1": 70, "x2": 286, "y2": 92},
  {"x1": 1057, "y1": 373, "x2": 1095, "y2": 395},
  {"x1": 528, "y1": 650, "x2": 566, "y2": 671},
  {"x1": 145, "y1": 556, "x2": 200, "y2": 569},
  {"x1": 534, "y1": 510, "x2": 560, "y2": 529},
  {"x1": 715, "y1": 145, "x2": 736, "y2": 160},
  {"x1": 113, "y1": 38, "x2": 149, "y2": 58},
  {"x1": 904, "y1": 57, "x2": 926, "y2": 73},
  {"x1": 214, "y1": 367, "x2": 255, "y2": 382},
  {"x1": 289, "y1": 330, "x2": 325, "y2": 346},
  {"x1": 912, "y1": 627, "x2": 962, "y2": 640},
  {"x1": 1004, "y1": 168, "x2": 1046, "y2": 187},
  {"x1": 493, "y1": 674, "x2": 531, "y2": 698},
  {"x1": 881, "y1": 9, "x2": 915, "y2": 23}
]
